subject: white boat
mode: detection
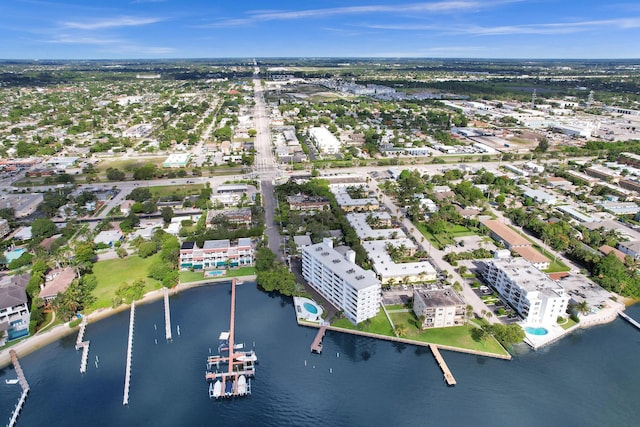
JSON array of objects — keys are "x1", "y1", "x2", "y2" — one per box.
[
  {"x1": 212, "y1": 380, "x2": 222, "y2": 399},
  {"x1": 5, "y1": 379, "x2": 19, "y2": 385},
  {"x1": 238, "y1": 351, "x2": 258, "y2": 363},
  {"x1": 237, "y1": 375, "x2": 247, "y2": 395}
]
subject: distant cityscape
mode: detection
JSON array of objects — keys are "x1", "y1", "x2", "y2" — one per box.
[{"x1": 1, "y1": 59, "x2": 640, "y2": 418}]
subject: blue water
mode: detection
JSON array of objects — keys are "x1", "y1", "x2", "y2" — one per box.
[
  {"x1": 1, "y1": 282, "x2": 640, "y2": 427},
  {"x1": 304, "y1": 302, "x2": 318, "y2": 314},
  {"x1": 525, "y1": 326, "x2": 549, "y2": 336}
]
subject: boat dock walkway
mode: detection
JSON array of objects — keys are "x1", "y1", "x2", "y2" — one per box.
[
  {"x1": 163, "y1": 287, "x2": 172, "y2": 341},
  {"x1": 7, "y1": 350, "x2": 29, "y2": 427},
  {"x1": 123, "y1": 302, "x2": 135, "y2": 406},
  {"x1": 429, "y1": 344, "x2": 456, "y2": 386},
  {"x1": 310, "y1": 326, "x2": 327, "y2": 354},
  {"x1": 75, "y1": 317, "x2": 90, "y2": 373},
  {"x1": 619, "y1": 311, "x2": 640, "y2": 330}
]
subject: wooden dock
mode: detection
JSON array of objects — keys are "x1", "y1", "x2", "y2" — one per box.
[
  {"x1": 619, "y1": 311, "x2": 640, "y2": 330},
  {"x1": 7, "y1": 350, "x2": 29, "y2": 427},
  {"x1": 123, "y1": 302, "x2": 135, "y2": 406},
  {"x1": 75, "y1": 317, "x2": 90, "y2": 373},
  {"x1": 310, "y1": 326, "x2": 327, "y2": 354},
  {"x1": 163, "y1": 287, "x2": 172, "y2": 341},
  {"x1": 429, "y1": 344, "x2": 456, "y2": 386}
]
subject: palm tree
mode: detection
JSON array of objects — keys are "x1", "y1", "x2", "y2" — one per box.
[
  {"x1": 574, "y1": 301, "x2": 590, "y2": 316},
  {"x1": 394, "y1": 324, "x2": 408, "y2": 337}
]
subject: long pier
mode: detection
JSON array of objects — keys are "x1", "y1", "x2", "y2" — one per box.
[
  {"x1": 75, "y1": 317, "x2": 90, "y2": 373},
  {"x1": 163, "y1": 287, "x2": 172, "y2": 341},
  {"x1": 429, "y1": 344, "x2": 456, "y2": 386},
  {"x1": 7, "y1": 350, "x2": 29, "y2": 427},
  {"x1": 310, "y1": 326, "x2": 327, "y2": 354},
  {"x1": 618, "y1": 311, "x2": 640, "y2": 330},
  {"x1": 123, "y1": 302, "x2": 135, "y2": 406}
]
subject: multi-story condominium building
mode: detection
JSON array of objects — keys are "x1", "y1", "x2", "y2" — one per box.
[
  {"x1": 482, "y1": 257, "x2": 569, "y2": 325},
  {"x1": 308, "y1": 126, "x2": 341, "y2": 154},
  {"x1": 286, "y1": 195, "x2": 330, "y2": 212},
  {"x1": 413, "y1": 288, "x2": 466, "y2": 329},
  {"x1": 180, "y1": 238, "x2": 253, "y2": 270},
  {"x1": 302, "y1": 238, "x2": 380, "y2": 324}
]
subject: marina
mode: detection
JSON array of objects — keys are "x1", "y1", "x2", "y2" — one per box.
[{"x1": 205, "y1": 279, "x2": 257, "y2": 399}]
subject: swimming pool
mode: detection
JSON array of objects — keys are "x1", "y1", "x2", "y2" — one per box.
[
  {"x1": 524, "y1": 326, "x2": 549, "y2": 336},
  {"x1": 303, "y1": 302, "x2": 318, "y2": 314}
]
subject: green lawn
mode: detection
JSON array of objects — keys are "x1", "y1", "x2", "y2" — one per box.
[
  {"x1": 389, "y1": 312, "x2": 508, "y2": 355},
  {"x1": 415, "y1": 222, "x2": 475, "y2": 250},
  {"x1": 94, "y1": 158, "x2": 165, "y2": 173},
  {"x1": 543, "y1": 258, "x2": 571, "y2": 273},
  {"x1": 179, "y1": 270, "x2": 204, "y2": 283},
  {"x1": 91, "y1": 254, "x2": 162, "y2": 310},
  {"x1": 331, "y1": 309, "x2": 509, "y2": 356},
  {"x1": 149, "y1": 184, "x2": 204, "y2": 198},
  {"x1": 332, "y1": 310, "x2": 394, "y2": 335},
  {"x1": 559, "y1": 317, "x2": 578, "y2": 330}
]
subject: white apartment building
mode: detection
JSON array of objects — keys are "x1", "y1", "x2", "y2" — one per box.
[
  {"x1": 180, "y1": 238, "x2": 254, "y2": 270},
  {"x1": 308, "y1": 127, "x2": 341, "y2": 155},
  {"x1": 413, "y1": 288, "x2": 466, "y2": 329},
  {"x1": 483, "y1": 257, "x2": 569, "y2": 326},
  {"x1": 302, "y1": 238, "x2": 381, "y2": 324}
]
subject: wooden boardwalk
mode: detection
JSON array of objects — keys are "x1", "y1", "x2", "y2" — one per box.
[
  {"x1": 123, "y1": 302, "x2": 135, "y2": 406},
  {"x1": 163, "y1": 288, "x2": 172, "y2": 341},
  {"x1": 310, "y1": 326, "x2": 327, "y2": 354},
  {"x1": 7, "y1": 350, "x2": 29, "y2": 427},
  {"x1": 619, "y1": 311, "x2": 640, "y2": 330},
  {"x1": 429, "y1": 344, "x2": 456, "y2": 386}
]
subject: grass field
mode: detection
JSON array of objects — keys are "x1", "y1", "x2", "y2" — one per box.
[
  {"x1": 416, "y1": 222, "x2": 475, "y2": 250},
  {"x1": 91, "y1": 254, "x2": 162, "y2": 310},
  {"x1": 94, "y1": 157, "x2": 166, "y2": 173},
  {"x1": 148, "y1": 184, "x2": 204, "y2": 198}
]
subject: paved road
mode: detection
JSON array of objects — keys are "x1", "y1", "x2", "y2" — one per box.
[{"x1": 366, "y1": 177, "x2": 499, "y2": 323}]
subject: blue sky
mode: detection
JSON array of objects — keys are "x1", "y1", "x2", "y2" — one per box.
[{"x1": 1, "y1": 0, "x2": 640, "y2": 59}]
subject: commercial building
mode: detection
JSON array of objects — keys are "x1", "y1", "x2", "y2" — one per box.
[
  {"x1": 301, "y1": 238, "x2": 381, "y2": 324},
  {"x1": 308, "y1": 127, "x2": 342, "y2": 155},
  {"x1": 482, "y1": 257, "x2": 569, "y2": 325},
  {"x1": 163, "y1": 153, "x2": 192, "y2": 168},
  {"x1": 180, "y1": 238, "x2": 253, "y2": 270},
  {"x1": 413, "y1": 288, "x2": 466, "y2": 329}
]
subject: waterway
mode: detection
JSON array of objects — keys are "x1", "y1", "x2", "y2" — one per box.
[{"x1": 1, "y1": 282, "x2": 639, "y2": 426}]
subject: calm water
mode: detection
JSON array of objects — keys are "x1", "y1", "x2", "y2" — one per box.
[{"x1": 1, "y1": 282, "x2": 640, "y2": 427}]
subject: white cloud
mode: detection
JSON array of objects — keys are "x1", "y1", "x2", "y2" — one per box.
[
  {"x1": 462, "y1": 18, "x2": 640, "y2": 35},
  {"x1": 62, "y1": 16, "x2": 164, "y2": 30},
  {"x1": 205, "y1": 1, "x2": 515, "y2": 27}
]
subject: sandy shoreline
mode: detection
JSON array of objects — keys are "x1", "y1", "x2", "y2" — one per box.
[{"x1": 0, "y1": 275, "x2": 256, "y2": 369}]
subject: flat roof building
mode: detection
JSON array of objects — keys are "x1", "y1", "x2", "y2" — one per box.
[
  {"x1": 180, "y1": 238, "x2": 253, "y2": 270},
  {"x1": 163, "y1": 153, "x2": 192, "y2": 168},
  {"x1": 413, "y1": 288, "x2": 466, "y2": 329},
  {"x1": 309, "y1": 127, "x2": 341, "y2": 155},
  {"x1": 362, "y1": 239, "x2": 437, "y2": 284},
  {"x1": 302, "y1": 238, "x2": 380, "y2": 324},
  {"x1": 483, "y1": 257, "x2": 568, "y2": 326}
]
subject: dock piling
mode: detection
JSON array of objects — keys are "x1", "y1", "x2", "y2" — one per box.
[
  {"x1": 7, "y1": 350, "x2": 29, "y2": 427},
  {"x1": 163, "y1": 287, "x2": 172, "y2": 341}
]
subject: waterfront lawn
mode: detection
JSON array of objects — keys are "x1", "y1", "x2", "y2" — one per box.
[
  {"x1": 332, "y1": 310, "x2": 394, "y2": 336},
  {"x1": 179, "y1": 267, "x2": 256, "y2": 284},
  {"x1": 559, "y1": 317, "x2": 578, "y2": 330},
  {"x1": 91, "y1": 254, "x2": 162, "y2": 310},
  {"x1": 179, "y1": 270, "x2": 204, "y2": 283},
  {"x1": 389, "y1": 312, "x2": 509, "y2": 356}
]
